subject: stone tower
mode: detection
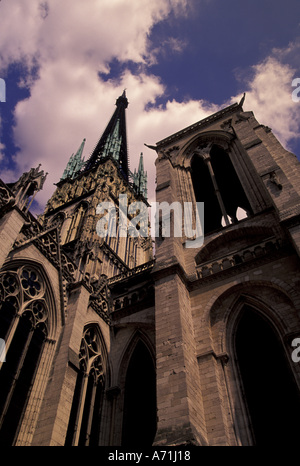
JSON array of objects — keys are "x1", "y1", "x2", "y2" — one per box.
[{"x1": 151, "y1": 97, "x2": 300, "y2": 445}]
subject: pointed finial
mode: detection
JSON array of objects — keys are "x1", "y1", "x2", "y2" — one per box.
[
  {"x1": 239, "y1": 92, "x2": 246, "y2": 108},
  {"x1": 116, "y1": 90, "x2": 128, "y2": 108},
  {"x1": 138, "y1": 152, "x2": 144, "y2": 172},
  {"x1": 144, "y1": 143, "x2": 158, "y2": 152},
  {"x1": 134, "y1": 152, "x2": 147, "y2": 199},
  {"x1": 60, "y1": 138, "x2": 86, "y2": 180}
]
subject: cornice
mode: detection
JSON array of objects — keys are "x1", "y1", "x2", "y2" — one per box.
[{"x1": 156, "y1": 103, "x2": 241, "y2": 148}]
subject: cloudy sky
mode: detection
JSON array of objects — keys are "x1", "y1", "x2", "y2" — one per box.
[{"x1": 0, "y1": 0, "x2": 300, "y2": 213}]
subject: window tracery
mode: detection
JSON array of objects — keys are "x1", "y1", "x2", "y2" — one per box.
[
  {"x1": 79, "y1": 327, "x2": 105, "y2": 385},
  {"x1": 65, "y1": 325, "x2": 106, "y2": 446},
  {"x1": 0, "y1": 266, "x2": 47, "y2": 330},
  {"x1": 0, "y1": 265, "x2": 49, "y2": 445}
]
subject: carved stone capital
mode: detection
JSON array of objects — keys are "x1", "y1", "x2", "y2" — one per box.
[{"x1": 194, "y1": 143, "x2": 212, "y2": 161}]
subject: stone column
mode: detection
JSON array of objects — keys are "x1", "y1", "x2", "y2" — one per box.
[
  {"x1": 153, "y1": 269, "x2": 208, "y2": 446},
  {"x1": 195, "y1": 146, "x2": 230, "y2": 226}
]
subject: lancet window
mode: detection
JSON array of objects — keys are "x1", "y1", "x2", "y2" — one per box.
[
  {"x1": 0, "y1": 265, "x2": 49, "y2": 445},
  {"x1": 191, "y1": 143, "x2": 252, "y2": 235},
  {"x1": 65, "y1": 325, "x2": 106, "y2": 446}
]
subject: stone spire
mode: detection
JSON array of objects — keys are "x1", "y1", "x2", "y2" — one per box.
[
  {"x1": 61, "y1": 138, "x2": 86, "y2": 180},
  {"x1": 83, "y1": 90, "x2": 129, "y2": 179},
  {"x1": 133, "y1": 152, "x2": 147, "y2": 199}
]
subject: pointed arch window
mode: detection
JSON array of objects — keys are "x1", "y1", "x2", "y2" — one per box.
[
  {"x1": 0, "y1": 266, "x2": 49, "y2": 445},
  {"x1": 65, "y1": 326, "x2": 106, "y2": 446},
  {"x1": 66, "y1": 202, "x2": 88, "y2": 243},
  {"x1": 191, "y1": 143, "x2": 252, "y2": 235},
  {"x1": 122, "y1": 340, "x2": 157, "y2": 446},
  {"x1": 235, "y1": 306, "x2": 300, "y2": 445}
]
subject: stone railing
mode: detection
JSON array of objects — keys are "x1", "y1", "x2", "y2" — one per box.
[
  {"x1": 196, "y1": 237, "x2": 282, "y2": 279},
  {"x1": 107, "y1": 259, "x2": 155, "y2": 285},
  {"x1": 112, "y1": 283, "x2": 155, "y2": 314}
]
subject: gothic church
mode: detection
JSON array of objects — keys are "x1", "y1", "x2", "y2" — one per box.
[{"x1": 1, "y1": 90, "x2": 300, "y2": 446}]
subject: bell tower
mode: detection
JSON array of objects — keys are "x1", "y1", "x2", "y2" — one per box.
[{"x1": 151, "y1": 96, "x2": 300, "y2": 446}]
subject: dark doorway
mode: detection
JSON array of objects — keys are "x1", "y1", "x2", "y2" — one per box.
[
  {"x1": 122, "y1": 341, "x2": 156, "y2": 446},
  {"x1": 235, "y1": 306, "x2": 300, "y2": 445}
]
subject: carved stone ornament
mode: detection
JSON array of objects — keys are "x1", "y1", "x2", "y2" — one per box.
[
  {"x1": 269, "y1": 171, "x2": 283, "y2": 190},
  {"x1": 79, "y1": 327, "x2": 105, "y2": 383},
  {"x1": 0, "y1": 266, "x2": 48, "y2": 335},
  {"x1": 194, "y1": 143, "x2": 213, "y2": 161}
]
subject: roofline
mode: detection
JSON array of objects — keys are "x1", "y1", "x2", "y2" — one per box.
[{"x1": 156, "y1": 102, "x2": 242, "y2": 148}]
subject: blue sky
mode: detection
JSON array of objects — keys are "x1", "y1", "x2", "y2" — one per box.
[{"x1": 0, "y1": 0, "x2": 300, "y2": 213}]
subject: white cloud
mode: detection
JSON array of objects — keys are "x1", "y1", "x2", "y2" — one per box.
[
  {"x1": 6, "y1": 66, "x2": 217, "y2": 209},
  {"x1": 231, "y1": 49, "x2": 300, "y2": 150},
  {"x1": 0, "y1": 0, "x2": 193, "y2": 211},
  {"x1": 0, "y1": 0, "x2": 191, "y2": 71}
]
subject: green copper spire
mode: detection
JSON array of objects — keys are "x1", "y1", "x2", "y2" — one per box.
[
  {"x1": 61, "y1": 138, "x2": 86, "y2": 180},
  {"x1": 102, "y1": 118, "x2": 122, "y2": 160},
  {"x1": 133, "y1": 152, "x2": 147, "y2": 199},
  {"x1": 83, "y1": 90, "x2": 129, "y2": 179}
]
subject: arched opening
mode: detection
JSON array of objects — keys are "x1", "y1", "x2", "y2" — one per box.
[
  {"x1": 65, "y1": 325, "x2": 106, "y2": 446},
  {"x1": 191, "y1": 144, "x2": 252, "y2": 235},
  {"x1": 0, "y1": 313, "x2": 46, "y2": 445},
  {"x1": 0, "y1": 266, "x2": 49, "y2": 445},
  {"x1": 235, "y1": 306, "x2": 300, "y2": 445},
  {"x1": 192, "y1": 154, "x2": 221, "y2": 234},
  {"x1": 122, "y1": 340, "x2": 156, "y2": 446}
]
